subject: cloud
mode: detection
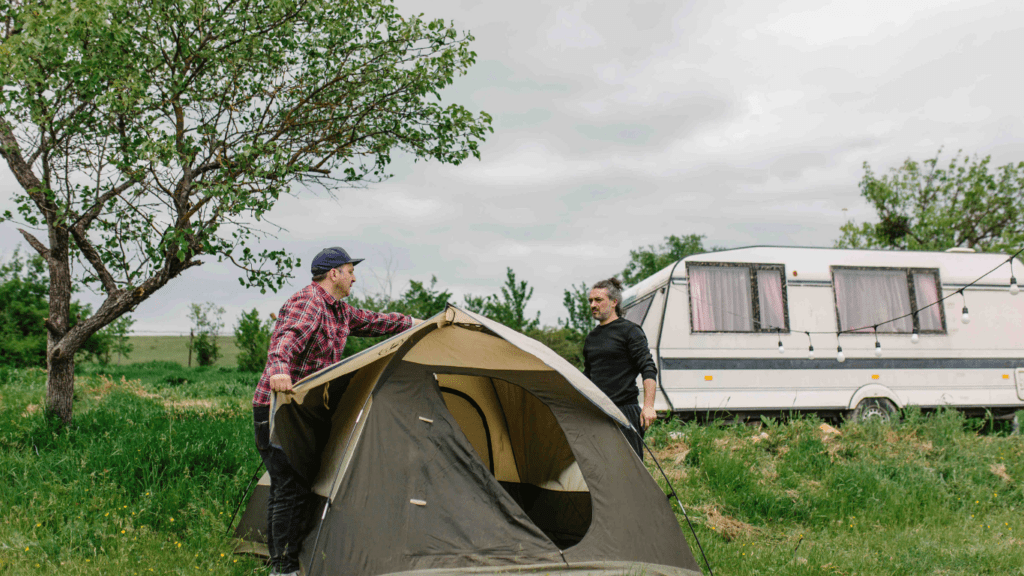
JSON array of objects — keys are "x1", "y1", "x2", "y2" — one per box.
[{"x1": 2, "y1": 0, "x2": 1022, "y2": 333}]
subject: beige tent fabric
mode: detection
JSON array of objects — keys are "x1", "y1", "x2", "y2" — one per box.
[
  {"x1": 404, "y1": 328, "x2": 551, "y2": 371},
  {"x1": 437, "y1": 374, "x2": 588, "y2": 492},
  {"x1": 438, "y1": 374, "x2": 522, "y2": 484},
  {"x1": 452, "y1": 308, "x2": 628, "y2": 426},
  {"x1": 273, "y1": 304, "x2": 628, "y2": 427}
]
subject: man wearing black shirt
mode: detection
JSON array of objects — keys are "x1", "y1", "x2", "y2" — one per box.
[{"x1": 583, "y1": 277, "x2": 658, "y2": 458}]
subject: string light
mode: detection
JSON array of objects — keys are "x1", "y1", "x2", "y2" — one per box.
[
  {"x1": 744, "y1": 249, "x2": 1024, "y2": 355},
  {"x1": 1012, "y1": 258, "x2": 1020, "y2": 295}
]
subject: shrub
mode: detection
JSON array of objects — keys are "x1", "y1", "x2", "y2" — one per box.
[
  {"x1": 187, "y1": 303, "x2": 225, "y2": 367},
  {"x1": 234, "y1": 308, "x2": 271, "y2": 373}
]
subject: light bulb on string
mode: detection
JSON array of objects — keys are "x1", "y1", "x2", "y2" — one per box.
[
  {"x1": 959, "y1": 290, "x2": 970, "y2": 325},
  {"x1": 1011, "y1": 276, "x2": 1019, "y2": 296},
  {"x1": 873, "y1": 327, "x2": 882, "y2": 357},
  {"x1": 836, "y1": 345, "x2": 845, "y2": 363},
  {"x1": 808, "y1": 345, "x2": 815, "y2": 360},
  {"x1": 778, "y1": 338, "x2": 785, "y2": 354},
  {"x1": 911, "y1": 328, "x2": 919, "y2": 344}
]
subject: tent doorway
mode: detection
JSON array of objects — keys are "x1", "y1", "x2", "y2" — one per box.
[{"x1": 437, "y1": 373, "x2": 593, "y2": 549}]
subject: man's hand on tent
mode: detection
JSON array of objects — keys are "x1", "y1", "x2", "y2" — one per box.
[{"x1": 270, "y1": 374, "x2": 294, "y2": 394}]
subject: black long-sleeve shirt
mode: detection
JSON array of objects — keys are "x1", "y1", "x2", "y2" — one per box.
[{"x1": 583, "y1": 318, "x2": 658, "y2": 406}]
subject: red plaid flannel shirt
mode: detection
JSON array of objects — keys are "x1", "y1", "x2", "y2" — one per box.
[{"x1": 252, "y1": 282, "x2": 412, "y2": 406}]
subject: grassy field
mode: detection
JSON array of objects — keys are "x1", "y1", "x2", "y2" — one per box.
[
  {"x1": 2, "y1": 364, "x2": 1023, "y2": 575},
  {"x1": 123, "y1": 336, "x2": 241, "y2": 368}
]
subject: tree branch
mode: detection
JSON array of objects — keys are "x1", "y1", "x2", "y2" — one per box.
[
  {"x1": 17, "y1": 228, "x2": 50, "y2": 259},
  {"x1": 67, "y1": 225, "x2": 120, "y2": 295},
  {"x1": 0, "y1": 118, "x2": 50, "y2": 215}
]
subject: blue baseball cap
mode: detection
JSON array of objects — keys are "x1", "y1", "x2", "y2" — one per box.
[{"x1": 310, "y1": 247, "x2": 364, "y2": 275}]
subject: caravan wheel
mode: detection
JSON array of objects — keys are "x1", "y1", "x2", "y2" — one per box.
[{"x1": 851, "y1": 398, "x2": 897, "y2": 423}]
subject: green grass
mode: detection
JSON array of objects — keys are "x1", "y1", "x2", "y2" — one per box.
[
  {"x1": 0, "y1": 365, "x2": 262, "y2": 575},
  {"x1": 122, "y1": 336, "x2": 241, "y2": 368},
  {"x1": 3, "y1": 364, "x2": 1024, "y2": 575},
  {"x1": 646, "y1": 411, "x2": 1024, "y2": 575}
]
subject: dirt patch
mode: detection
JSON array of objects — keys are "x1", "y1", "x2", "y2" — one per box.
[
  {"x1": 818, "y1": 423, "x2": 842, "y2": 438},
  {"x1": 755, "y1": 460, "x2": 778, "y2": 484},
  {"x1": 166, "y1": 399, "x2": 215, "y2": 411},
  {"x1": 81, "y1": 374, "x2": 148, "y2": 399},
  {"x1": 802, "y1": 479, "x2": 823, "y2": 492},
  {"x1": 22, "y1": 404, "x2": 40, "y2": 417},
  {"x1": 991, "y1": 463, "x2": 1013, "y2": 483},
  {"x1": 653, "y1": 442, "x2": 691, "y2": 464},
  {"x1": 697, "y1": 505, "x2": 761, "y2": 542},
  {"x1": 664, "y1": 467, "x2": 689, "y2": 483},
  {"x1": 750, "y1": 432, "x2": 770, "y2": 444}
]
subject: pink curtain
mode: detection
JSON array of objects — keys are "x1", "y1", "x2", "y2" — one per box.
[
  {"x1": 833, "y1": 268, "x2": 914, "y2": 333},
  {"x1": 913, "y1": 273, "x2": 943, "y2": 331},
  {"x1": 757, "y1": 269, "x2": 785, "y2": 331},
  {"x1": 689, "y1": 265, "x2": 753, "y2": 331}
]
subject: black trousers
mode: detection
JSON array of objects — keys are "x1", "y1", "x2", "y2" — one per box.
[
  {"x1": 253, "y1": 405, "x2": 313, "y2": 574},
  {"x1": 617, "y1": 403, "x2": 646, "y2": 459}
]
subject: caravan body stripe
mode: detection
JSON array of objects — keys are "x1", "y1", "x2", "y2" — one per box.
[{"x1": 662, "y1": 357, "x2": 1024, "y2": 371}]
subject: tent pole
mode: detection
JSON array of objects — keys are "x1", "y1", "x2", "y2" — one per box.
[
  {"x1": 305, "y1": 499, "x2": 332, "y2": 576},
  {"x1": 636, "y1": 427, "x2": 715, "y2": 576},
  {"x1": 226, "y1": 458, "x2": 264, "y2": 536}
]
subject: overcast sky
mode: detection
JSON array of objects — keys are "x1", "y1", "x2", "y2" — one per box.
[{"x1": 2, "y1": 0, "x2": 1023, "y2": 334}]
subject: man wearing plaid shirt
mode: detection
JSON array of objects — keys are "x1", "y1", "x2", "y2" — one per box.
[{"x1": 252, "y1": 246, "x2": 418, "y2": 576}]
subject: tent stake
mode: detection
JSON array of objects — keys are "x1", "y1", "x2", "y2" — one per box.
[{"x1": 636, "y1": 427, "x2": 715, "y2": 576}]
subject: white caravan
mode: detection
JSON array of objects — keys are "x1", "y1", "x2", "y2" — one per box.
[{"x1": 619, "y1": 246, "x2": 1024, "y2": 421}]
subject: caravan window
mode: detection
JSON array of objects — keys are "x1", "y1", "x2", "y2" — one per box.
[
  {"x1": 831, "y1": 267, "x2": 946, "y2": 333},
  {"x1": 687, "y1": 263, "x2": 789, "y2": 333},
  {"x1": 622, "y1": 295, "x2": 655, "y2": 327}
]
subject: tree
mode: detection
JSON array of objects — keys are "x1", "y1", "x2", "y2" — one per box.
[
  {"x1": 94, "y1": 315, "x2": 135, "y2": 365},
  {"x1": 463, "y1": 267, "x2": 540, "y2": 333},
  {"x1": 0, "y1": 0, "x2": 491, "y2": 423},
  {"x1": 836, "y1": 151, "x2": 1024, "y2": 252},
  {"x1": 0, "y1": 248, "x2": 105, "y2": 367},
  {"x1": 342, "y1": 276, "x2": 452, "y2": 357},
  {"x1": 621, "y1": 234, "x2": 716, "y2": 286},
  {"x1": 552, "y1": 281, "x2": 594, "y2": 369},
  {"x1": 234, "y1": 308, "x2": 271, "y2": 373},
  {"x1": 187, "y1": 302, "x2": 224, "y2": 367}
]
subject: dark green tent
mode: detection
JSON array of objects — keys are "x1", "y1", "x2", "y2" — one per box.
[{"x1": 235, "y1": 305, "x2": 702, "y2": 576}]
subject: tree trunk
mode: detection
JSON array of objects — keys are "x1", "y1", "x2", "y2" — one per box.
[
  {"x1": 46, "y1": 224, "x2": 74, "y2": 425},
  {"x1": 46, "y1": 354, "x2": 75, "y2": 425}
]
